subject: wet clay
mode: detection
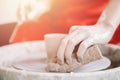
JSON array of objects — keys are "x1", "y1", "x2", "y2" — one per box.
[{"x1": 46, "y1": 45, "x2": 103, "y2": 72}]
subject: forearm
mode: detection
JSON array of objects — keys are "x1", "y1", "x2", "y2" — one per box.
[{"x1": 97, "y1": 0, "x2": 120, "y2": 30}]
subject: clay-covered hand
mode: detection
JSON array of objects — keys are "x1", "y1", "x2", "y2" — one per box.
[
  {"x1": 57, "y1": 22, "x2": 114, "y2": 65},
  {"x1": 17, "y1": 0, "x2": 51, "y2": 22}
]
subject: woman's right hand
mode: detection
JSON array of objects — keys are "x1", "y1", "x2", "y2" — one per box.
[{"x1": 57, "y1": 22, "x2": 115, "y2": 65}]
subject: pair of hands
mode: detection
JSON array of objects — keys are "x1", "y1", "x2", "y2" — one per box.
[{"x1": 57, "y1": 22, "x2": 114, "y2": 65}]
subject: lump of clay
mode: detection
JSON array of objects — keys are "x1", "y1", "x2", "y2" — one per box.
[{"x1": 46, "y1": 45, "x2": 103, "y2": 72}]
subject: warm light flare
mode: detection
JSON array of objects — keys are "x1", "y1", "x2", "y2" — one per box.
[{"x1": 17, "y1": 0, "x2": 52, "y2": 22}]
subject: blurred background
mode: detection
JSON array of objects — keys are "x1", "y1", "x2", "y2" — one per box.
[
  {"x1": 0, "y1": 0, "x2": 120, "y2": 46},
  {"x1": 0, "y1": 0, "x2": 19, "y2": 46}
]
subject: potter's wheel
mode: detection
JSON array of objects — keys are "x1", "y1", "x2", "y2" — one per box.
[
  {"x1": 0, "y1": 41, "x2": 120, "y2": 80},
  {"x1": 13, "y1": 55, "x2": 110, "y2": 73}
]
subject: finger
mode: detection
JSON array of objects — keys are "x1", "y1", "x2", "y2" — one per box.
[
  {"x1": 64, "y1": 32, "x2": 88, "y2": 64},
  {"x1": 77, "y1": 38, "x2": 94, "y2": 62},
  {"x1": 70, "y1": 31, "x2": 89, "y2": 45},
  {"x1": 57, "y1": 31, "x2": 77, "y2": 64},
  {"x1": 57, "y1": 39, "x2": 68, "y2": 64},
  {"x1": 64, "y1": 40, "x2": 75, "y2": 64},
  {"x1": 69, "y1": 26, "x2": 79, "y2": 33}
]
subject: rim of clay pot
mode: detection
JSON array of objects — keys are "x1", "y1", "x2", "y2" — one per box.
[{"x1": 44, "y1": 33, "x2": 67, "y2": 38}]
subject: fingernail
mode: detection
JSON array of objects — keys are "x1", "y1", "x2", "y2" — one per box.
[
  {"x1": 78, "y1": 57, "x2": 83, "y2": 62},
  {"x1": 67, "y1": 59, "x2": 72, "y2": 65},
  {"x1": 78, "y1": 58, "x2": 80, "y2": 62},
  {"x1": 58, "y1": 60, "x2": 64, "y2": 65}
]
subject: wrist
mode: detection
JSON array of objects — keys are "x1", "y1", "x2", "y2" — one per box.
[{"x1": 96, "y1": 20, "x2": 115, "y2": 32}]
